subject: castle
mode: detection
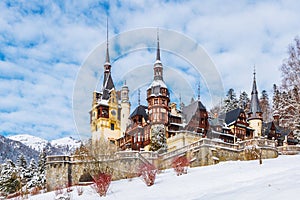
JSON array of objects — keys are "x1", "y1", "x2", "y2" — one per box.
[
  {"x1": 90, "y1": 31, "x2": 298, "y2": 149},
  {"x1": 45, "y1": 31, "x2": 299, "y2": 191},
  {"x1": 90, "y1": 32, "x2": 210, "y2": 152}
]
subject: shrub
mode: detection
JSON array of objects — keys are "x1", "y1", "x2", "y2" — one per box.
[
  {"x1": 172, "y1": 156, "x2": 189, "y2": 176},
  {"x1": 92, "y1": 173, "x2": 112, "y2": 197},
  {"x1": 139, "y1": 164, "x2": 157, "y2": 186}
]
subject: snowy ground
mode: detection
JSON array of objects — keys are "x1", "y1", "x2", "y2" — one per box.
[{"x1": 29, "y1": 155, "x2": 300, "y2": 200}]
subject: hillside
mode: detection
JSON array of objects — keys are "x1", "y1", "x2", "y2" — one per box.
[
  {"x1": 29, "y1": 155, "x2": 300, "y2": 200},
  {"x1": 0, "y1": 135, "x2": 39, "y2": 164}
]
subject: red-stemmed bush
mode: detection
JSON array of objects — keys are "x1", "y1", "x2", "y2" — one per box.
[
  {"x1": 139, "y1": 163, "x2": 157, "y2": 186},
  {"x1": 92, "y1": 173, "x2": 112, "y2": 197},
  {"x1": 172, "y1": 156, "x2": 189, "y2": 176}
]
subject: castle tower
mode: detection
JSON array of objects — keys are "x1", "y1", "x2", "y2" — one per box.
[
  {"x1": 120, "y1": 81, "x2": 131, "y2": 135},
  {"x1": 90, "y1": 21, "x2": 121, "y2": 143},
  {"x1": 248, "y1": 68, "x2": 263, "y2": 138},
  {"x1": 146, "y1": 31, "x2": 170, "y2": 125}
]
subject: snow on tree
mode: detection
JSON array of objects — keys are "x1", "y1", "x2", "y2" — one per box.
[
  {"x1": 0, "y1": 160, "x2": 21, "y2": 196},
  {"x1": 260, "y1": 90, "x2": 271, "y2": 122},
  {"x1": 26, "y1": 158, "x2": 39, "y2": 189},
  {"x1": 273, "y1": 36, "x2": 300, "y2": 136},
  {"x1": 281, "y1": 36, "x2": 300, "y2": 91},
  {"x1": 16, "y1": 154, "x2": 27, "y2": 169},
  {"x1": 149, "y1": 124, "x2": 167, "y2": 153},
  {"x1": 238, "y1": 91, "x2": 250, "y2": 112},
  {"x1": 36, "y1": 149, "x2": 47, "y2": 189},
  {"x1": 221, "y1": 88, "x2": 239, "y2": 113}
]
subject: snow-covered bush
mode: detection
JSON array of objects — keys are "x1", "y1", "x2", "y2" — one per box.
[
  {"x1": 139, "y1": 163, "x2": 157, "y2": 186},
  {"x1": 172, "y1": 156, "x2": 189, "y2": 176}
]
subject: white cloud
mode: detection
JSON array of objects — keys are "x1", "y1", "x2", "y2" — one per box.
[{"x1": 1, "y1": 0, "x2": 300, "y2": 140}]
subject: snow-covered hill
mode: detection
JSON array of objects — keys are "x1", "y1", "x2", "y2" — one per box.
[
  {"x1": 8, "y1": 134, "x2": 48, "y2": 152},
  {"x1": 51, "y1": 136, "x2": 81, "y2": 153},
  {"x1": 29, "y1": 155, "x2": 300, "y2": 200},
  {"x1": 0, "y1": 135, "x2": 39, "y2": 164},
  {"x1": 6, "y1": 134, "x2": 82, "y2": 158}
]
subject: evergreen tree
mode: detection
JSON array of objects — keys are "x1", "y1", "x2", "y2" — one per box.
[
  {"x1": 16, "y1": 154, "x2": 27, "y2": 169},
  {"x1": 260, "y1": 90, "x2": 271, "y2": 122},
  {"x1": 149, "y1": 124, "x2": 167, "y2": 153},
  {"x1": 238, "y1": 91, "x2": 250, "y2": 112},
  {"x1": 16, "y1": 154, "x2": 28, "y2": 188},
  {"x1": 0, "y1": 160, "x2": 21, "y2": 195},
  {"x1": 26, "y1": 158, "x2": 39, "y2": 189},
  {"x1": 37, "y1": 149, "x2": 47, "y2": 189},
  {"x1": 222, "y1": 88, "x2": 239, "y2": 113}
]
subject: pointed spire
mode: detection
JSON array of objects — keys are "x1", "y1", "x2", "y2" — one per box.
[
  {"x1": 197, "y1": 82, "x2": 201, "y2": 101},
  {"x1": 138, "y1": 89, "x2": 141, "y2": 105},
  {"x1": 156, "y1": 28, "x2": 160, "y2": 61},
  {"x1": 249, "y1": 66, "x2": 262, "y2": 118},
  {"x1": 105, "y1": 16, "x2": 110, "y2": 65}
]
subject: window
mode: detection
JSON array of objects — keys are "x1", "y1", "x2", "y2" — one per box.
[
  {"x1": 111, "y1": 123, "x2": 115, "y2": 130},
  {"x1": 162, "y1": 99, "x2": 165, "y2": 105},
  {"x1": 154, "y1": 99, "x2": 158, "y2": 104}
]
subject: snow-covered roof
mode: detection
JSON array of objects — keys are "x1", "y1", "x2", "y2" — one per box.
[{"x1": 148, "y1": 79, "x2": 167, "y2": 89}]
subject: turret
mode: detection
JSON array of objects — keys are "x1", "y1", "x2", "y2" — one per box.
[
  {"x1": 146, "y1": 30, "x2": 170, "y2": 125},
  {"x1": 120, "y1": 81, "x2": 131, "y2": 134},
  {"x1": 248, "y1": 68, "x2": 263, "y2": 137}
]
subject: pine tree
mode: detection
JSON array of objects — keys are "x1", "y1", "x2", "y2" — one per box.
[
  {"x1": 26, "y1": 159, "x2": 39, "y2": 189},
  {"x1": 37, "y1": 149, "x2": 47, "y2": 189},
  {"x1": 16, "y1": 154, "x2": 27, "y2": 169},
  {"x1": 149, "y1": 124, "x2": 167, "y2": 153},
  {"x1": 16, "y1": 154, "x2": 28, "y2": 188},
  {"x1": 222, "y1": 88, "x2": 239, "y2": 113},
  {"x1": 238, "y1": 91, "x2": 250, "y2": 112},
  {"x1": 260, "y1": 90, "x2": 271, "y2": 122},
  {"x1": 0, "y1": 160, "x2": 21, "y2": 195}
]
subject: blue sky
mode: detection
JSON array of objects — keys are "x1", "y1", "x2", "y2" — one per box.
[{"x1": 1, "y1": 0, "x2": 300, "y2": 140}]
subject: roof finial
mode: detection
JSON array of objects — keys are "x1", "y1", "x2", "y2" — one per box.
[
  {"x1": 138, "y1": 89, "x2": 141, "y2": 106},
  {"x1": 156, "y1": 28, "x2": 160, "y2": 61},
  {"x1": 253, "y1": 65, "x2": 256, "y2": 80},
  {"x1": 105, "y1": 15, "x2": 110, "y2": 64},
  {"x1": 197, "y1": 82, "x2": 201, "y2": 101}
]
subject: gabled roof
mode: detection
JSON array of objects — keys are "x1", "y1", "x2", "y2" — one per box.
[
  {"x1": 130, "y1": 105, "x2": 148, "y2": 121},
  {"x1": 262, "y1": 121, "x2": 293, "y2": 138},
  {"x1": 222, "y1": 108, "x2": 244, "y2": 125},
  {"x1": 182, "y1": 100, "x2": 206, "y2": 124}
]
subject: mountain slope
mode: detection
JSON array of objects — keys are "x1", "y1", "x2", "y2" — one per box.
[
  {"x1": 0, "y1": 135, "x2": 40, "y2": 164},
  {"x1": 7, "y1": 134, "x2": 81, "y2": 157},
  {"x1": 8, "y1": 134, "x2": 48, "y2": 152}
]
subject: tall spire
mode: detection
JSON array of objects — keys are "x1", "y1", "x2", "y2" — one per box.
[
  {"x1": 105, "y1": 16, "x2": 110, "y2": 65},
  {"x1": 249, "y1": 66, "x2": 262, "y2": 118},
  {"x1": 138, "y1": 89, "x2": 141, "y2": 105},
  {"x1": 156, "y1": 28, "x2": 160, "y2": 61},
  {"x1": 197, "y1": 82, "x2": 201, "y2": 101}
]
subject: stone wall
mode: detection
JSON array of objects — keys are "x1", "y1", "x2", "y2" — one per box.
[{"x1": 46, "y1": 138, "x2": 278, "y2": 191}]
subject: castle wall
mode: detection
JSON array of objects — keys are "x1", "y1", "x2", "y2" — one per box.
[{"x1": 46, "y1": 138, "x2": 278, "y2": 191}]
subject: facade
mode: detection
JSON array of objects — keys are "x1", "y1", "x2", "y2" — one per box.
[
  {"x1": 90, "y1": 39, "x2": 130, "y2": 144},
  {"x1": 115, "y1": 34, "x2": 210, "y2": 152}
]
